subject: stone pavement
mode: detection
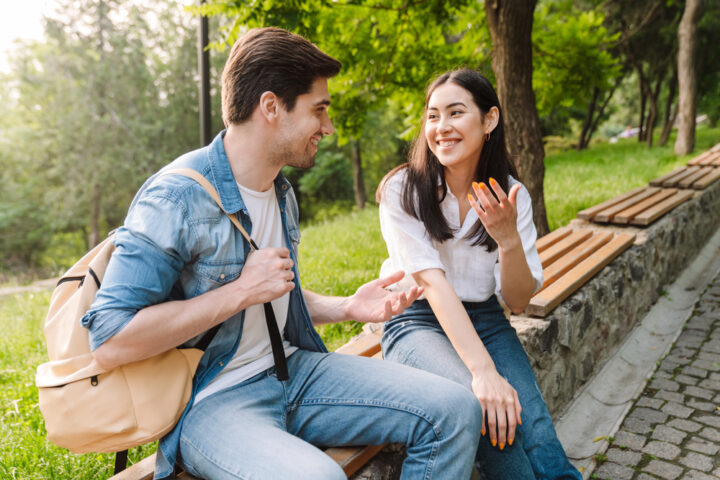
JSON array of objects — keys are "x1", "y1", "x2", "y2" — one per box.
[
  {"x1": 590, "y1": 274, "x2": 720, "y2": 480},
  {"x1": 556, "y1": 226, "x2": 720, "y2": 478}
]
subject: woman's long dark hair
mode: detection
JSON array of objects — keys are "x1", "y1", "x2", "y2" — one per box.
[{"x1": 377, "y1": 69, "x2": 518, "y2": 252}]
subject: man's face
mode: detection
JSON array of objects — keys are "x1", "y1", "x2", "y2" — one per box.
[{"x1": 274, "y1": 78, "x2": 335, "y2": 169}]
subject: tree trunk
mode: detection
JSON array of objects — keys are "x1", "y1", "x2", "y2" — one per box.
[
  {"x1": 638, "y1": 72, "x2": 647, "y2": 142},
  {"x1": 577, "y1": 87, "x2": 599, "y2": 150},
  {"x1": 646, "y1": 75, "x2": 664, "y2": 147},
  {"x1": 674, "y1": 0, "x2": 703, "y2": 155},
  {"x1": 658, "y1": 70, "x2": 678, "y2": 147},
  {"x1": 89, "y1": 183, "x2": 102, "y2": 247},
  {"x1": 485, "y1": 0, "x2": 548, "y2": 236},
  {"x1": 350, "y1": 138, "x2": 366, "y2": 209}
]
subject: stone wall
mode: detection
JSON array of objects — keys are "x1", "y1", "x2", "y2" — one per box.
[
  {"x1": 518, "y1": 178, "x2": 720, "y2": 416},
  {"x1": 351, "y1": 178, "x2": 720, "y2": 479}
]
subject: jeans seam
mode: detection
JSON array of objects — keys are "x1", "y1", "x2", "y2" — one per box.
[{"x1": 180, "y1": 435, "x2": 250, "y2": 480}]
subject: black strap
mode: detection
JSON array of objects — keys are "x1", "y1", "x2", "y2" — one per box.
[
  {"x1": 114, "y1": 450, "x2": 128, "y2": 474},
  {"x1": 248, "y1": 238, "x2": 289, "y2": 381}
]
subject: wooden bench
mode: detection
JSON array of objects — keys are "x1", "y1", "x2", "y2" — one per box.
[
  {"x1": 577, "y1": 186, "x2": 694, "y2": 226},
  {"x1": 110, "y1": 330, "x2": 386, "y2": 480},
  {"x1": 687, "y1": 144, "x2": 720, "y2": 167},
  {"x1": 525, "y1": 227, "x2": 636, "y2": 317},
  {"x1": 650, "y1": 165, "x2": 720, "y2": 190}
]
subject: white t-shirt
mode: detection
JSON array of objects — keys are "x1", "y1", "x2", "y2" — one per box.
[
  {"x1": 378, "y1": 170, "x2": 543, "y2": 303},
  {"x1": 194, "y1": 182, "x2": 298, "y2": 404}
]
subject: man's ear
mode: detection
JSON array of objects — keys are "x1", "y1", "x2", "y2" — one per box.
[
  {"x1": 485, "y1": 106, "x2": 500, "y2": 134},
  {"x1": 259, "y1": 91, "x2": 281, "y2": 122}
]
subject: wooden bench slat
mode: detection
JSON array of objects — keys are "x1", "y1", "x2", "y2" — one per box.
[
  {"x1": 630, "y1": 190, "x2": 695, "y2": 226},
  {"x1": 526, "y1": 233, "x2": 636, "y2": 317},
  {"x1": 326, "y1": 445, "x2": 386, "y2": 476},
  {"x1": 576, "y1": 186, "x2": 646, "y2": 221},
  {"x1": 613, "y1": 189, "x2": 677, "y2": 224},
  {"x1": 537, "y1": 232, "x2": 614, "y2": 294},
  {"x1": 535, "y1": 226, "x2": 573, "y2": 253},
  {"x1": 678, "y1": 166, "x2": 715, "y2": 189},
  {"x1": 334, "y1": 331, "x2": 382, "y2": 357},
  {"x1": 650, "y1": 167, "x2": 688, "y2": 186},
  {"x1": 687, "y1": 150, "x2": 714, "y2": 166},
  {"x1": 110, "y1": 453, "x2": 156, "y2": 480},
  {"x1": 691, "y1": 167, "x2": 720, "y2": 190},
  {"x1": 662, "y1": 166, "x2": 700, "y2": 187},
  {"x1": 698, "y1": 151, "x2": 720, "y2": 166},
  {"x1": 593, "y1": 187, "x2": 660, "y2": 223},
  {"x1": 538, "y1": 229, "x2": 594, "y2": 269},
  {"x1": 713, "y1": 143, "x2": 720, "y2": 153}
]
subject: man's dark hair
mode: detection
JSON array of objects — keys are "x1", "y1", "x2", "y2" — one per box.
[{"x1": 221, "y1": 27, "x2": 341, "y2": 125}]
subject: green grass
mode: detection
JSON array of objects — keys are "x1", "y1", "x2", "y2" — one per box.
[
  {"x1": 544, "y1": 126, "x2": 720, "y2": 230},
  {"x1": 0, "y1": 291, "x2": 156, "y2": 479},
  {"x1": 2, "y1": 127, "x2": 719, "y2": 477}
]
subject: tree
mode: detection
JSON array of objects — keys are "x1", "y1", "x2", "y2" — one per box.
[
  {"x1": 532, "y1": 4, "x2": 621, "y2": 150},
  {"x1": 675, "y1": 0, "x2": 704, "y2": 155},
  {"x1": 485, "y1": 0, "x2": 549, "y2": 236},
  {"x1": 0, "y1": 0, "x2": 204, "y2": 265}
]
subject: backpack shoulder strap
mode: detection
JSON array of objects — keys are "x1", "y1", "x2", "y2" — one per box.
[{"x1": 162, "y1": 167, "x2": 256, "y2": 250}]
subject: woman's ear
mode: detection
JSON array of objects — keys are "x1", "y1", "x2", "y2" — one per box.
[{"x1": 485, "y1": 106, "x2": 500, "y2": 134}]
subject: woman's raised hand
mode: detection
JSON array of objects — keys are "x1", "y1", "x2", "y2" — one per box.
[
  {"x1": 471, "y1": 368, "x2": 523, "y2": 450},
  {"x1": 468, "y1": 178, "x2": 522, "y2": 250}
]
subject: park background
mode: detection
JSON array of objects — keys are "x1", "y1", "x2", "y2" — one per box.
[{"x1": 0, "y1": 0, "x2": 719, "y2": 478}]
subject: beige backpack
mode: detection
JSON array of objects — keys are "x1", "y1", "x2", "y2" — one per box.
[{"x1": 35, "y1": 168, "x2": 255, "y2": 454}]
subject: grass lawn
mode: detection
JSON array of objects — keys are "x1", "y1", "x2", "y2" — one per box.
[{"x1": 1, "y1": 127, "x2": 718, "y2": 478}]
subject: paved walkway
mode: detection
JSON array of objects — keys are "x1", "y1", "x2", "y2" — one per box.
[
  {"x1": 591, "y1": 274, "x2": 720, "y2": 480},
  {"x1": 556, "y1": 226, "x2": 720, "y2": 479}
]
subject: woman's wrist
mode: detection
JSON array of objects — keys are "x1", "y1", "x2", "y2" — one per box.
[{"x1": 498, "y1": 232, "x2": 523, "y2": 254}]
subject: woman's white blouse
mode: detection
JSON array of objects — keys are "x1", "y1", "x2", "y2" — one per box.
[{"x1": 379, "y1": 170, "x2": 543, "y2": 303}]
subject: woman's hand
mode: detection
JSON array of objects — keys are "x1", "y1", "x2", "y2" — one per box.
[
  {"x1": 471, "y1": 368, "x2": 523, "y2": 450},
  {"x1": 468, "y1": 178, "x2": 522, "y2": 250}
]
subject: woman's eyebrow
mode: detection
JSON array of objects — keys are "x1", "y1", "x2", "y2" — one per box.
[{"x1": 428, "y1": 102, "x2": 467, "y2": 111}]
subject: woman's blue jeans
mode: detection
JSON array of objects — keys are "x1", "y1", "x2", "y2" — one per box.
[
  {"x1": 178, "y1": 349, "x2": 482, "y2": 479},
  {"x1": 382, "y1": 297, "x2": 581, "y2": 480}
]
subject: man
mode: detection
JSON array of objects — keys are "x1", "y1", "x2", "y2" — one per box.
[{"x1": 82, "y1": 27, "x2": 481, "y2": 480}]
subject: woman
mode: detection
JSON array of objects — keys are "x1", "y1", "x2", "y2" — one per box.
[{"x1": 377, "y1": 69, "x2": 581, "y2": 479}]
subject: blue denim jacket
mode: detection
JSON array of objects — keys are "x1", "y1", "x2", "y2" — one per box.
[{"x1": 81, "y1": 131, "x2": 327, "y2": 479}]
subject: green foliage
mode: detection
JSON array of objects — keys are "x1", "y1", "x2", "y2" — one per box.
[
  {"x1": 0, "y1": 0, "x2": 211, "y2": 268},
  {"x1": 533, "y1": 4, "x2": 621, "y2": 118}
]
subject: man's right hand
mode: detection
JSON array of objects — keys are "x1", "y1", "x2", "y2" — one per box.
[{"x1": 233, "y1": 247, "x2": 295, "y2": 306}]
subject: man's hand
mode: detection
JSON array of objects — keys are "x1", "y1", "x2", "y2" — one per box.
[
  {"x1": 345, "y1": 271, "x2": 423, "y2": 323},
  {"x1": 232, "y1": 247, "x2": 295, "y2": 307}
]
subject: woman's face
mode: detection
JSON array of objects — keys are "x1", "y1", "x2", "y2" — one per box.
[{"x1": 425, "y1": 82, "x2": 492, "y2": 170}]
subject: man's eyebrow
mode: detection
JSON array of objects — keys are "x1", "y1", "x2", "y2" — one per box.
[
  {"x1": 315, "y1": 99, "x2": 331, "y2": 107},
  {"x1": 427, "y1": 102, "x2": 467, "y2": 111}
]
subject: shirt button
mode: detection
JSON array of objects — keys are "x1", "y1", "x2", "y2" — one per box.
[
  {"x1": 220, "y1": 273, "x2": 225, "y2": 280},
  {"x1": 282, "y1": 184, "x2": 288, "y2": 190},
  {"x1": 219, "y1": 361, "x2": 224, "y2": 367}
]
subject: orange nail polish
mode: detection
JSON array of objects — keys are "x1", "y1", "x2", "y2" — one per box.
[
  {"x1": 509, "y1": 438, "x2": 514, "y2": 446},
  {"x1": 467, "y1": 194, "x2": 474, "y2": 203},
  {"x1": 472, "y1": 181, "x2": 479, "y2": 189},
  {"x1": 499, "y1": 443, "x2": 505, "y2": 450},
  {"x1": 489, "y1": 177, "x2": 496, "y2": 185},
  {"x1": 518, "y1": 418, "x2": 522, "y2": 426},
  {"x1": 479, "y1": 182, "x2": 487, "y2": 190},
  {"x1": 481, "y1": 428, "x2": 486, "y2": 436},
  {"x1": 491, "y1": 439, "x2": 497, "y2": 447}
]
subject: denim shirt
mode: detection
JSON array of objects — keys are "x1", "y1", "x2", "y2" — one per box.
[{"x1": 81, "y1": 131, "x2": 327, "y2": 479}]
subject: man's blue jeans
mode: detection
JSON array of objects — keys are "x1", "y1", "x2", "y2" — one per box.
[
  {"x1": 382, "y1": 297, "x2": 582, "y2": 480},
  {"x1": 179, "y1": 349, "x2": 482, "y2": 479}
]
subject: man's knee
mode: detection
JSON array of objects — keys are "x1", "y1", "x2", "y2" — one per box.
[{"x1": 438, "y1": 382, "x2": 483, "y2": 440}]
